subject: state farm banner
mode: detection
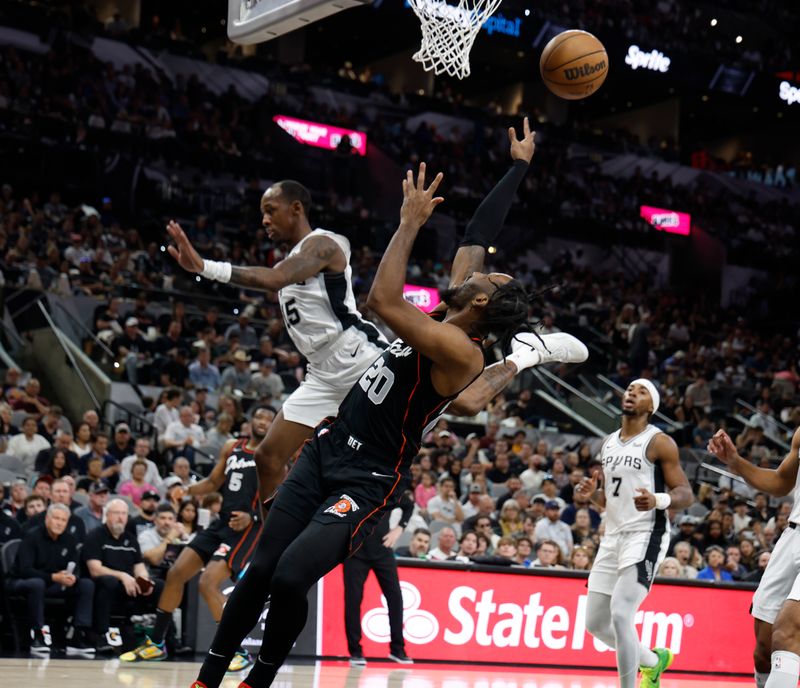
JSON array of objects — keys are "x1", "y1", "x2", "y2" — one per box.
[{"x1": 319, "y1": 564, "x2": 755, "y2": 674}]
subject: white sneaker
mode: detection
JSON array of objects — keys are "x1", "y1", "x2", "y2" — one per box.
[
  {"x1": 349, "y1": 655, "x2": 367, "y2": 667},
  {"x1": 512, "y1": 332, "x2": 588, "y2": 365}
]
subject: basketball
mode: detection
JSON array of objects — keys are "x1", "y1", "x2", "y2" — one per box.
[{"x1": 540, "y1": 29, "x2": 609, "y2": 100}]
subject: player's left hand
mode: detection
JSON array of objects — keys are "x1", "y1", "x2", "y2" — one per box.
[
  {"x1": 382, "y1": 525, "x2": 403, "y2": 549},
  {"x1": 400, "y1": 162, "x2": 444, "y2": 229},
  {"x1": 634, "y1": 487, "x2": 656, "y2": 511},
  {"x1": 229, "y1": 510, "x2": 252, "y2": 531},
  {"x1": 509, "y1": 116, "x2": 536, "y2": 164}
]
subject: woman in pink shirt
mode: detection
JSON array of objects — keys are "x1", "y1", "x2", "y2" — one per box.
[{"x1": 118, "y1": 459, "x2": 159, "y2": 506}]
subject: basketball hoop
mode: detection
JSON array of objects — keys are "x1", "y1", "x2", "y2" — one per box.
[{"x1": 408, "y1": 0, "x2": 503, "y2": 79}]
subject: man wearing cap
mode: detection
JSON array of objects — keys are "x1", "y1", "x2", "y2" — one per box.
[
  {"x1": 130, "y1": 490, "x2": 161, "y2": 534},
  {"x1": 220, "y1": 349, "x2": 253, "y2": 395},
  {"x1": 577, "y1": 378, "x2": 693, "y2": 688},
  {"x1": 163, "y1": 406, "x2": 206, "y2": 465},
  {"x1": 74, "y1": 481, "x2": 111, "y2": 534},
  {"x1": 189, "y1": 346, "x2": 221, "y2": 391},
  {"x1": 113, "y1": 317, "x2": 152, "y2": 385},
  {"x1": 461, "y1": 483, "x2": 485, "y2": 520},
  {"x1": 534, "y1": 500, "x2": 572, "y2": 558},
  {"x1": 250, "y1": 357, "x2": 284, "y2": 400},
  {"x1": 668, "y1": 514, "x2": 698, "y2": 555},
  {"x1": 108, "y1": 423, "x2": 136, "y2": 462}
]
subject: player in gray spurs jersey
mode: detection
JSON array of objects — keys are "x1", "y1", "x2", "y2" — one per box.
[
  {"x1": 708, "y1": 426, "x2": 800, "y2": 688},
  {"x1": 576, "y1": 378, "x2": 693, "y2": 688}
]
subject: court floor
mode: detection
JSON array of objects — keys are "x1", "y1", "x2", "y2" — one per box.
[{"x1": 1, "y1": 657, "x2": 752, "y2": 688}]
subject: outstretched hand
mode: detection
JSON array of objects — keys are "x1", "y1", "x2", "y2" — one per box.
[
  {"x1": 400, "y1": 162, "x2": 444, "y2": 229},
  {"x1": 166, "y1": 220, "x2": 204, "y2": 273},
  {"x1": 707, "y1": 430, "x2": 739, "y2": 467},
  {"x1": 509, "y1": 116, "x2": 536, "y2": 163}
]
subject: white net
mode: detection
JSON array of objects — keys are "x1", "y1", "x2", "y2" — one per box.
[{"x1": 408, "y1": 0, "x2": 503, "y2": 79}]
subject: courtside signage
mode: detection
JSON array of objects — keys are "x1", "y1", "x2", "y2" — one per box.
[
  {"x1": 403, "y1": 284, "x2": 441, "y2": 313},
  {"x1": 273, "y1": 115, "x2": 368, "y2": 155},
  {"x1": 640, "y1": 205, "x2": 691, "y2": 235},
  {"x1": 625, "y1": 45, "x2": 671, "y2": 72},
  {"x1": 779, "y1": 81, "x2": 800, "y2": 105},
  {"x1": 319, "y1": 564, "x2": 754, "y2": 673}
]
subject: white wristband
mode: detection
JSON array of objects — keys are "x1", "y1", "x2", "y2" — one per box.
[
  {"x1": 201, "y1": 259, "x2": 232, "y2": 283},
  {"x1": 506, "y1": 348, "x2": 542, "y2": 374},
  {"x1": 653, "y1": 492, "x2": 671, "y2": 510}
]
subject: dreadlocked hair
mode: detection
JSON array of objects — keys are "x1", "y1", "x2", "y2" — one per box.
[{"x1": 474, "y1": 281, "x2": 558, "y2": 356}]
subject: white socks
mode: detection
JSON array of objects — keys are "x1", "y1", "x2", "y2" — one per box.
[
  {"x1": 640, "y1": 646, "x2": 659, "y2": 668},
  {"x1": 765, "y1": 651, "x2": 800, "y2": 688}
]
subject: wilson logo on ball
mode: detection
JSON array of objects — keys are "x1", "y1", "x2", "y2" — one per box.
[{"x1": 563, "y1": 60, "x2": 607, "y2": 81}]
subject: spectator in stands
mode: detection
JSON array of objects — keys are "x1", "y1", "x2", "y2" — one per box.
[
  {"x1": 7, "y1": 415, "x2": 51, "y2": 475},
  {"x1": 153, "y1": 388, "x2": 182, "y2": 438},
  {"x1": 0, "y1": 401, "x2": 18, "y2": 451},
  {"x1": 113, "y1": 317, "x2": 152, "y2": 385},
  {"x1": 108, "y1": 423, "x2": 135, "y2": 462},
  {"x1": 202, "y1": 412, "x2": 234, "y2": 461},
  {"x1": 495, "y1": 475, "x2": 524, "y2": 512},
  {"x1": 696, "y1": 545, "x2": 734, "y2": 582},
  {"x1": 514, "y1": 536, "x2": 533, "y2": 565},
  {"x1": 23, "y1": 478, "x2": 85, "y2": 541},
  {"x1": 32, "y1": 475, "x2": 52, "y2": 502},
  {"x1": 73, "y1": 481, "x2": 110, "y2": 533},
  {"x1": 202, "y1": 492, "x2": 223, "y2": 519},
  {"x1": 428, "y1": 527, "x2": 458, "y2": 561},
  {"x1": 533, "y1": 476, "x2": 566, "y2": 510},
  {"x1": 395, "y1": 528, "x2": 431, "y2": 558},
  {"x1": 534, "y1": 501, "x2": 573, "y2": 558},
  {"x1": 486, "y1": 452, "x2": 513, "y2": 484},
  {"x1": 569, "y1": 508, "x2": 597, "y2": 546},
  {"x1": 426, "y1": 476, "x2": 464, "y2": 528},
  {"x1": 4, "y1": 479, "x2": 28, "y2": 517},
  {"x1": 569, "y1": 546, "x2": 593, "y2": 571},
  {"x1": 2, "y1": 367, "x2": 23, "y2": 397},
  {"x1": 455, "y1": 531, "x2": 479, "y2": 561},
  {"x1": 560, "y1": 467, "x2": 587, "y2": 504},
  {"x1": 129, "y1": 490, "x2": 160, "y2": 533},
  {"x1": 76, "y1": 455, "x2": 104, "y2": 492},
  {"x1": 170, "y1": 456, "x2": 199, "y2": 487},
  {"x1": 188, "y1": 346, "x2": 221, "y2": 391},
  {"x1": 163, "y1": 406, "x2": 206, "y2": 465},
  {"x1": 744, "y1": 550, "x2": 771, "y2": 583},
  {"x1": 220, "y1": 350, "x2": 253, "y2": 394},
  {"x1": 672, "y1": 540, "x2": 697, "y2": 579},
  {"x1": 82, "y1": 411, "x2": 101, "y2": 435},
  {"x1": 495, "y1": 537, "x2": 518, "y2": 561},
  {"x1": 70, "y1": 422, "x2": 93, "y2": 458},
  {"x1": 19, "y1": 494, "x2": 47, "y2": 525},
  {"x1": 461, "y1": 483, "x2": 484, "y2": 520},
  {"x1": 498, "y1": 500, "x2": 524, "y2": 537},
  {"x1": 39, "y1": 449, "x2": 72, "y2": 481},
  {"x1": 37, "y1": 406, "x2": 65, "y2": 444},
  {"x1": 739, "y1": 537, "x2": 758, "y2": 570},
  {"x1": 84, "y1": 498, "x2": 162, "y2": 646},
  {"x1": 414, "y1": 470, "x2": 437, "y2": 511},
  {"x1": 177, "y1": 500, "x2": 198, "y2": 537},
  {"x1": 733, "y1": 498, "x2": 752, "y2": 534},
  {"x1": 0, "y1": 507, "x2": 22, "y2": 543},
  {"x1": 9, "y1": 503, "x2": 95, "y2": 655},
  {"x1": 658, "y1": 557, "x2": 684, "y2": 578},
  {"x1": 724, "y1": 545, "x2": 748, "y2": 580},
  {"x1": 163, "y1": 476, "x2": 187, "y2": 512},
  {"x1": 560, "y1": 492, "x2": 601, "y2": 528},
  {"x1": 250, "y1": 357, "x2": 284, "y2": 400},
  {"x1": 118, "y1": 460, "x2": 160, "y2": 506},
  {"x1": 79, "y1": 433, "x2": 119, "y2": 488},
  {"x1": 669, "y1": 514, "x2": 698, "y2": 554},
  {"x1": 35, "y1": 432, "x2": 78, "y2": 475},
  {"x1": 120, "y1": 438, "x2": 161, "y2": 488},
  {"x1": 697, "y1": 519, "x2": 730, "y2": 553},
  {"x1": 138, "y1": 504, "x2": 186, "y2": 577},
  {"x1": 8, "y1": 378, "x2": 50, "y2": 418},
  {"x1": 463, "y1": 497, "x2": 499, "y2": 534},
  {"x1": 531, "y1": 540, "x2": 564, "y2": 568},
  {"x1": 224, "y1": 307, "x2": 258, "y2": 349}
]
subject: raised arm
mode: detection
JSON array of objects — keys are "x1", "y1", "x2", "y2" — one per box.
[
  {"x1": 708, "y1": 428, "x2": 800, "y2": 498},
  {"x1": 166, "y1": 221, "x2": 346, "y2": 291},
  {"x1": 435, "y1": 118, "x2": 535, "y2": 307},
  {"x1": 366, "y1": 164, "x2": 482, "y2": 390}
]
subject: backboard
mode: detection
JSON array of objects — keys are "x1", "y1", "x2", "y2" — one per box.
[{"x1": 227, "y1": 0, "x2": 373, "y2": 44}]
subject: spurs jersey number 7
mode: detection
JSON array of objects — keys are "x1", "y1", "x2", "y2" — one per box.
[
  {"x1": 277, "y1": 228, "x2": 384, "y2": 362},
  {"x1": 600, "y1": 425, "x2": 665, "y2": 535}
]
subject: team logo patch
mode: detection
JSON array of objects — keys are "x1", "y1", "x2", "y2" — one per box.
[
  {"x1": 324, "y1": 494, "x2": 359, "y2": 518},
  {"x1": 318, "y1": 427, "x2": 330, "y2": 437},
  {"x1": 214, "y1": 543, "x2": 231, "y2": 558},
  {"x1": 644, "y1": 559, "x2": 654, "y2": 582}
]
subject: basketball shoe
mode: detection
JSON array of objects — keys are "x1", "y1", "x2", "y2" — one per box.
[
  {"x1": 227, "y1": 650, "x2": 254, "y2": 672},
  {"x1": 510, "y1": 332, "x2": 589, "y2": 366},
  {"x1": 639, "y1": 647, "x2": 674, "y2": 688},
  {"x1": 120, "y1": 637, "x2": 166, "y2": 662}
]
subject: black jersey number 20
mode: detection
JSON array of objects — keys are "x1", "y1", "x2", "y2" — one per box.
[
  {"x1": 358, "y1": 358, "x2": 395, "y2": 405},
  {"x1": 283, "y1": 298, "x2": 301, "y2": 327}
]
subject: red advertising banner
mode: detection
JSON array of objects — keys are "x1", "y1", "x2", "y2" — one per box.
[
  {"x1": 403, "y1": 284, "x2": 441, "y2": 313},
  {"x1": 273, "y1": 115, "x2": 368, "y2": 155},
  {"x1": 320, "y1": 564, "x2": 755, "y2": 674},
  {"x1": 639, "y1": 205, "x2": 691, "y2": 236}
]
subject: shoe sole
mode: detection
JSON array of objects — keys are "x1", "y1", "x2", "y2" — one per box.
[
  {"x1": 388, "y1": 656, "x2": 413, "y2": 664},
  {"x1": 67, "y1": 648, "x2": 97, "y2": 657},
  {"x1": 349, "y1": 660, "x2": 367, "y2": 667}
]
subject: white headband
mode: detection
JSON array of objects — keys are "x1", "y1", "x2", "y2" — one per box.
[{"x1": 632, "y1": 378, "x2": 660, "y2": 415}]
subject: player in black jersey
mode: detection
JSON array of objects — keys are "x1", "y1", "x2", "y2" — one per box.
[
  {"x1": 192, "y1": 164, "x2": 539, "y2": 688},
  {"x1": 122, "y1": 406, "x2": 274, "y2": 671}
]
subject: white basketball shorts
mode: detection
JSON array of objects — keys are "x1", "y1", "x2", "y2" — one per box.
[
  {"x1": 752, "y1": 525, "x2": 800, "y2": 624},
  {"x1": 588, "y1": 529, "x2": 670, "y2": 595}
]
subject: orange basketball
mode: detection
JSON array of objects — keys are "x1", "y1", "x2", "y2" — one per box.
[{"x1": 540, "y1": 30, "x2": 609, "y2": 100}]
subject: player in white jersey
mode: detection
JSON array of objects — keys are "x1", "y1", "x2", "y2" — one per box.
[
  {"x1": 577, "y1": 379, "x2": 693, "y2": 688},
  {"x1": 708, "y1": 426, "x2": 800, "y2": 688}
]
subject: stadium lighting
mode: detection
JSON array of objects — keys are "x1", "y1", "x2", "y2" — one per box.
[
  {"x1": 736, "y1": 35, "x2": 743, "y2": 43},
  {"x1": 710, "y1": 18, "x2": 717, "y2": 26},
  {"x1": 524, "y1": 9, "x2": 530, "y2": 16},
  {"x1": 488, "y1": 246, "x2": 497, "y2": 254},
  {"x1": 160, "y1": 245, "x2": 166, "y2": 252}
]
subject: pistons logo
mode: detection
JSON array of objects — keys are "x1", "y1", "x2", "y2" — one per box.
[
  {"x1": 324, "y1": 494, "x2": 359, "y2": 518},
  {"x1": 214, "y1": 543, "x2": 231, "y2": 558}
]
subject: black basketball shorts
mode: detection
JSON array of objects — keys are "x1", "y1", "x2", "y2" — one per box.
[
  {"x1": 272, "y1": 419, "x2": 405, "y2": 554},
  {"x1": 188, "y1": 517, "x2": 263, "y2": 578}
]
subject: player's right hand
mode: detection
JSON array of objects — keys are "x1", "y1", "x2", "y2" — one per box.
[
  {"x1": 400, "y1": 162, "x2": 444, "y2": 229},
  {"x1": 509, "y1": 116, "x2": 536, "y2": 164},
  {"x1": 707, "y1": 430, "x2": 738, "y2": 466},
  {"x1": 166, "y1": 220, "x2": 204, "y2": 273},
  {"x1": 575, "y1": 474, "x2": 598, "y2": 498}
]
